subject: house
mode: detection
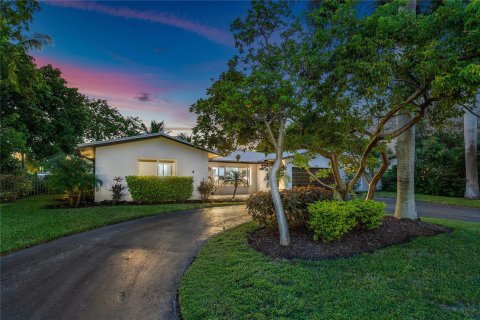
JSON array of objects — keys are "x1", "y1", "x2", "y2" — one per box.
[{"x1": 78, "y1": 132, "x2": 369, "y2": 202}]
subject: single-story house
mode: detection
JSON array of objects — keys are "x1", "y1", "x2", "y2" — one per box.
[{"x1": 78, "y1": 132, "x2": 369, "y2": 202}]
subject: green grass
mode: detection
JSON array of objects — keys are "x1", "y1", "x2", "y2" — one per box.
[
  {"x1": 0, "y1": 195, "x2": 238, "y2": 254},
  {"x1": 179, "y1": 219, "x2": 480, "y2": 320},
  {"x1": 375, "y1": 191, "x2": 480, "y2": 208}
]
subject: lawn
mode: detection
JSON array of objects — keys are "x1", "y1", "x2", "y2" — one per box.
[
  {"x1": 179, "y1": 219, "x2": 480, "y2": 320},
  {"x1": 375, "y1": 191, "x2": 480, "y2": 208},
  {"x1": 0, "y1": 195, "x2": 237, "y2": 254}
]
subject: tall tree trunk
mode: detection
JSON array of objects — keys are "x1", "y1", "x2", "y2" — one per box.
[
  {"x1": 394, "y1": 0, "x2": 418, "y2": 219},
  {"x1": 269, "y1": 152, "x2": 290, "y2": 246},
  {"x1": 394, "y1": 114, "x2": 418, "y2": 219},
  {"x1": 464, "y1": 109, "x2": 480, "y2": 199},
  {"x1": 232, "y1": 182, "x2": 237, "y2": 199}
]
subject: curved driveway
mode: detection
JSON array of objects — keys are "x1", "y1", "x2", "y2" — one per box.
[{"x1": 1, "y1": 205, "x2": 250, "y2": 320}]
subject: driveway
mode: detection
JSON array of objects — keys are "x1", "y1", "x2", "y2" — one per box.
[
  {"x1": 1, "y1": 205, "x2": 250, "y2": 320},
  {"x1": 380, "y1": 197, "x2": 480, "y2": 222}
]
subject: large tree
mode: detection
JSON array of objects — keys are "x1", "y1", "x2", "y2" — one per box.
[
  {"x1": 192, "y1": 1, "x2": 304, "y2": 245},
  {"x1": 463, "y1": 103, "x2": 480, "y2": 199},
  {"x1": 295, "y1": 0, "x2": 479, "y2": 209}
]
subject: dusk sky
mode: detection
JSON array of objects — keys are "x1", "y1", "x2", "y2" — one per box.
[{"x1": 31, "y1": 1, "x2": 251, "y2": 133}]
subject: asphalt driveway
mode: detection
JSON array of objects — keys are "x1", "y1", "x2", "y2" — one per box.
[
  {"x1": 380, "y1": 197, "x2": 480, "y2": 222},
  {"x1": 1, "y1": 205, "x2": 250, "y2": 320}
]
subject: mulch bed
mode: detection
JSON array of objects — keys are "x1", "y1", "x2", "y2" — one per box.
[{"x1": 248, "y1": 216, "x2": 451, "y2": 260}]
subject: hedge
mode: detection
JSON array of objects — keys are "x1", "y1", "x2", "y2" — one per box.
[{"x1": 125, "y1": 176, "x2": 194, "y2": 202}]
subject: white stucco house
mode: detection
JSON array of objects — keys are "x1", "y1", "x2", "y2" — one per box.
[{"x1": 78, "y1": 132, "x2": 369, "y2": 202}]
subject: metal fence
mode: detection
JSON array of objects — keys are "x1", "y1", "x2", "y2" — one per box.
[{"x1": 0, "y1": 174, "x2": 56, "y2": 199}]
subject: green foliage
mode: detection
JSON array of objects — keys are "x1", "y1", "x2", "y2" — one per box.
[
  {"x1": 307, "y1": 201, "x2": 358, "y2": 242},
  {"x1": 197, "y1": 177, "x2": 216, "y2": 202},
  {"x1": 110, "y1": 176, "x2": 127, "y2": 204},
  {"x1": 307, "y1": 199, "x2": 385, "y2": 242},
  {"x1": 0, "y1": 172, "x2": 33, "y2": 203},
  {"x1": 0, "y1": 114, "x2": 27, "y2": 173},
  {"x1": 125, "y1": 176, "x2": 193, "y2": 202},
  {"x1": 382, "y1": 129, "x2": 479, "y2": 197},
  {"x1": 352, "y1": 199, "x2": 386, "y2": 230},
  {"x1": 45, "y1": 155, "x2": 101, "y2": 207},
  {"x1": 246, "y1": 187, "x2": 334, "y2": 229}
]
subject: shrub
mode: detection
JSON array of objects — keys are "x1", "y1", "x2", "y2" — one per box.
[
  {"x1": 125, "y1": 176, "x2": 193, "y2": 202},
  {"x1": 246, "y1": 186, "x2": 334, "y2": 229},
  {"x1": 352, "y1": 199, "x2": 385, "y2": 229},
  {"x1": 45, "y1": 155, "x2": 101, "y2": 207},
  {"x1": 307, "y1": 199, "x2": 385, "y2": 242},
  {"x1": 197, "y1": 177, "x2": 216, "y2": 202},
  {"x1": 110, "y1": 176, "x2": 127, "y2": 204},
  {"x1": 0, "y1": 172, "x2": 33, "y2": 203},
  {"x1": 307, "y1": 201, "x2": 358, "y2": 242}
]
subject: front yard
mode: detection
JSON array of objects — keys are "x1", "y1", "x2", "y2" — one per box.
[
  {"x1": 179, "y1": 219, "x2": 480, "y2": 320},
  {"x1": 0, "y1": 195, "x2": 236, "y2": 254}
]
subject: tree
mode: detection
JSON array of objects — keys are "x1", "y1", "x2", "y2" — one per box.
[
  {"x1": 297, "y1": 0, "x2": 479, "y2": 208},
  {"x1": 192, "y1": 1, "x2": 304, "y2": 245},
  {"x1": 176, "y1": 133, "x2": 192, "y2": 142},
  {"x1": 149, "y1": 120, "x2": 167, "y2": 133},
  {"x1": 46, "y1": 155, "x2": 101, "y2": 207},
  {"x1": 84, "y1": 99, "x2": 147, "y2": 141},
  {"x1": 464, "y1": 104, "x2": 480, "y2": 199},
  {"x1": 223, "y1": 170, "x2": 248, "y2": 199}
]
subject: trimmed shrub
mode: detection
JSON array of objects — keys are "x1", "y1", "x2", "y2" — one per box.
[
  {"x1": 125, "y1": 176, "x2": 193, "y2": 202},
  {"x1": 246, "y1": 186, "x2": 334, "y2": 229},
  {"x1": 197, "y1": 177, "x2": 216, "y2": 202},
  {"x1": 307, "y1": 199, "x2": 385, "y2": 242},
  {"x1": 352, "y1": 199, "x2": 385, "y2": 230},
  {"x1": 307, "y1": 201, "x2": 358, "y2": 242}
]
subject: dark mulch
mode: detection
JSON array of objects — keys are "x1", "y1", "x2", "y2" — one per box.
[{"x1": 248, "y1": 216, "x2": 451, "y2": 260}]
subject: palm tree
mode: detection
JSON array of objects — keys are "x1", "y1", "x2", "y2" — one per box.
[
  {"x1": 24, "y1": 33, "x2": 52, "y2": 51},
  {"x1": 394, "y1": 0, "x2": 418, "y2": 220},
  {"x1": 149, "y1": 120, "x2": 167, "y2": 133},
  {"x1": 223, "y1": 170, "x2": 248, "y2": 199},
  {"x1": 464, "y1": 105, "x2": 480, "y2": 199}
]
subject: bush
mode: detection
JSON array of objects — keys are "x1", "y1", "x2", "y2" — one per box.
[
  {"x1": 0, "y1": 172, "x2": 33, "y2": 203},
  {"x1": 246, "y1": 186, "x2": 334, "y2": 229},
  {"x1": 351, "y1": 199, "x2": 385, "y2": 230},
  {"x1": 110, "y1": 176, "x2": 127, "y2": 204},
  {"x1": 307, "y1": 199, "x2": 385, "y2": 242},
  {"x1": 197, "y1": 177, "x2": 216, "y2": 202},
  {"x1": 308, "y1": 201, "x2": 357, "y2": 242},
  {"x1": 125, "y1": 176, "x2": 194, "y2": 202},
  {"x1": 45, "y1": 155, "x2": 101, "y2": 207}
]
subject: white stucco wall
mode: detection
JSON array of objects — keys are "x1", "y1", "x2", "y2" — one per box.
[{"x1": 94, "y1": 137, "x2": 210, "y2": 201}]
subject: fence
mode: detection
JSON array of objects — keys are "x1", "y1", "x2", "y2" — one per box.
[{"x1": 0, "y1": 174, "x2": 56, "y2": 200}]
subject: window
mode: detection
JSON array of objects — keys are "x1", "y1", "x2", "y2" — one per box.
[
  {"x1": 209, "y1": 165, "x2": 250, "y2": 186},
  {"x1": 138, "y1": 160, "x2": 175, "y2": 176}
]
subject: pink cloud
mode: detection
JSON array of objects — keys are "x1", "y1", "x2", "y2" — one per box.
[
  {"x1": 33, "y1": 55, "x2": 168, "y2": 100},
  {"x1": 33, "y1": 55, "x2": 196, "y2": 128},
  {"x1": 43, "y1": 1, "x2": 233, "y2": 47}
]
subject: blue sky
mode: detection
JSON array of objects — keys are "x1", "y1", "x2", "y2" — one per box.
[{"x1": 32, "y1": 1, "x2": 251, "y2": 132}]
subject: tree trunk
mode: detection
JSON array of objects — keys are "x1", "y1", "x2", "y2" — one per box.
[
  {"x1": 329, "y1": 153, "x2": 349, "y2": 200},
  {"x1": 232, "y1": 182, "x2": 237, "y2": 199},
  {"x1": 75, "y1": 190, "x2": 82, "y2": 208},
  {"x1": 394, "y1": 114, "x2": 418, "y2": 219},
  {"x1": 464, "y1": 109, "x2": 480, "y2": 199},
  {"x1": 366, "y1": 151, "x2": 389, "y2": 200},
  {"x1": 269, "y1": 152, "x2": 290, "y2": 246}
]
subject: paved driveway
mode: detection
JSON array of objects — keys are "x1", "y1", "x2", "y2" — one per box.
[
  {"x1": 380, "y1": 197, "x2": 480, "y2": 222},
  {"x1": 1, "y1": 205, "x2": 250, "y2": 320}
]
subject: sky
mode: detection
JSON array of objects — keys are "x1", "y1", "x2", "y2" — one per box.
[{"x1": 31, "y1": 1, "x2": 251, "y2": 133}]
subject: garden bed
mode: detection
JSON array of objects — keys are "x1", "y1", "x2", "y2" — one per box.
[{"x1": 248, "y1": 216, "x2": 450, "y2": 260}]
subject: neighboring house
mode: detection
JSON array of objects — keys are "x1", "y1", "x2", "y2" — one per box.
[{"x1": 78, "y1": 132, "x2": 368, "y2": 202}]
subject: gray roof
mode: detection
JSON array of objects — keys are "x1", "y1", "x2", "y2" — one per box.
[
  {"x1": 210, "y1": 150, "x2": 307, "y2": 164},
  {"x1": 78, "y1": 132, "x2": 219, "y2": 154}
]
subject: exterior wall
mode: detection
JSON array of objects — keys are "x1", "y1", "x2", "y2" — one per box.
[{"x1": 94, "y1": 137, "x2": 209, "y2": 201}]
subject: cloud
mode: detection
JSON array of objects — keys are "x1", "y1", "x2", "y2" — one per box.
[
  {"x1": 43, "y1": 1, "x2": 233, "y2": 47},
  {"x1": 135, "y1": 92, "x2": 152, "y2": 102}
]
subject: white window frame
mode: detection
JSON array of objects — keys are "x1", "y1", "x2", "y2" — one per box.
[{"x1": 137, "y1": 159, "x2": 177, "y2": 177}]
